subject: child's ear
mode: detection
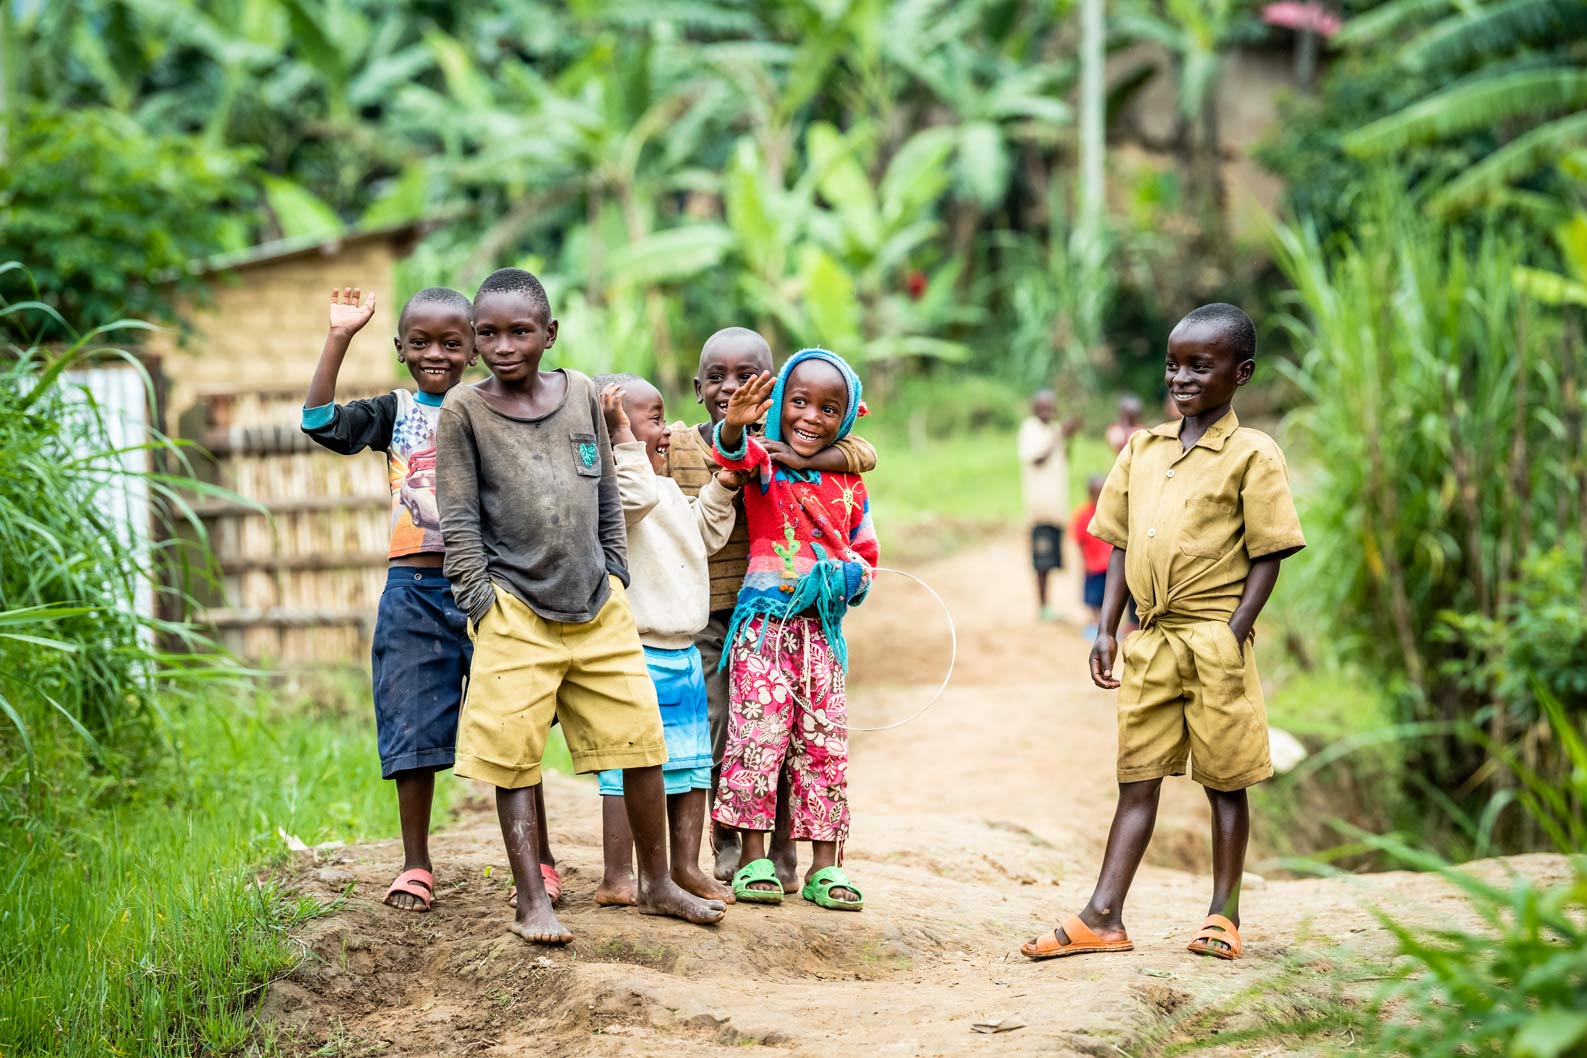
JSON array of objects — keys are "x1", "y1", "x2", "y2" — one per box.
[
  {"x1": 693, "y1": 377, "x2": 703, "y2": 404},
  {"x1": 1236, "y1": 359, "x2": 1255, "y2": 386},
  {"x1": 545, "y1": 318, "x2": 558, "y2": 348}
]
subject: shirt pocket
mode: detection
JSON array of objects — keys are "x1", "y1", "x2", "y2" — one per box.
[
  {"x1": 1178, "y1": 496, "x2": 1236, "y2": 559},
  {"x1": 569, "y1": 431, "x2": 602, "y2": 477}
]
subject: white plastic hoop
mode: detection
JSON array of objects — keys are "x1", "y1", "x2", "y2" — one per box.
[{"x1": 755, "y1": 565, "x2": 957, "y2": 734}]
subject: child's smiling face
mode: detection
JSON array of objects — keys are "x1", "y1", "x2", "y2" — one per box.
[
  {"x1": 396, "y1": 304, "x2": 473, "y2": 395},
  {"x1": 622, "y1": 379, "x2": 672, "y2": 473},
  {"x1": 780, "y1": 360, "x2": 849, "y2": 457},
  {"x1": 472, "y1": 291, "x2": 557, "y2": 385},
  {"x1": 1165, "y1": 319, "x2": 1252, "y2": 418},
  {"x1": 695, "y1": 332, "x2": 773, "y2": 425}
]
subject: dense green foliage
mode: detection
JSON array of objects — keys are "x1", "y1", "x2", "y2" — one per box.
[
  {"x1": 4, "y1": 0, "x2": 1300, "y2": 388},
  {"x1": 0, "y1": 291, "x2": 243, "y2": 809},
  {"x1": 1271, "y1": 199, "x2": 1587, "y2": 848},
  {"x1": 1260, "y1": 0, "x2": 1587, "y2": 236},
  {"x1": 0, "y1": 107, "x2": 250, "y2": 340}
]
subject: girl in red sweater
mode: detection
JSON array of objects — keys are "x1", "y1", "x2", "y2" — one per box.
[{"x1": 712, "y1": 349, "x2": 879, "y2": 911}]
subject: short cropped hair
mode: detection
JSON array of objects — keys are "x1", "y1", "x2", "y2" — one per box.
[
  {"x1": 1180, "y1": 303, "x2": 1257, "y2": 361},
  {"x1": 398, "y1": 286, "x2": 471, "y2": 328},
  {"x1": 473, "y1": 268, "x2": 551, "y2": 319}
]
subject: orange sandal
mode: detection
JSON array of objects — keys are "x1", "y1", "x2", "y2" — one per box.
[
  {"x1": 1187, "y1": 914, "x2": 1242, "y2": 960},
  {"x1": 1021, "y1": 914, "x2": 1134, "y2": 960}
]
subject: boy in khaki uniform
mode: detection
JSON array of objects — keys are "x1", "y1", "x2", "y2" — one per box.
[{"x1": 1022, "y1": 303, "x2": 1304, "y2": 964}]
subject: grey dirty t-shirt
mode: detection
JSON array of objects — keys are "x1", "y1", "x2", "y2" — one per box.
[{"x1": 437, "y1": 370, "x2": 628, "y2": 625}]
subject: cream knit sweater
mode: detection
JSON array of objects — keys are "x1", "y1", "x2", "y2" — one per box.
[{"x1": 613, "y1": 442, "x2": 738, "y2": 649}]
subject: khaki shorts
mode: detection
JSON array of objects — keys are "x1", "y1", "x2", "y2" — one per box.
[
  {"x1": 1115, "y1": 619, "x2": 1273, "y2": 791},
  {"x1": 456, "y1": 577, "x2": 667, "y2": 788}
]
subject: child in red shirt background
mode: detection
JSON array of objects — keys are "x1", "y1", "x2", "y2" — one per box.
[{"x1": 1072, "y1": 475, "x2": 1112, "y2": 639}]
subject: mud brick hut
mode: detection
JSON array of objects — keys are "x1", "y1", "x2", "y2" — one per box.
[{"x1": 145, "y1": 221, "x2": 428, "y2": 666}]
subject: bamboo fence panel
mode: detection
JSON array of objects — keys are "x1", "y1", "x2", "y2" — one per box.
[{"x1": 193, "y1": 380, "x2": 397, "y2": 666}]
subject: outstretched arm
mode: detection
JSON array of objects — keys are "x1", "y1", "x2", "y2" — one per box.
[
  {"x1": 717, "y1": 370, "x2": 774, "y2": 453},
  {"x1": 763, "y1": 433, "x2": 877, "y2": 473},
  {"x1": 305, "y1": 286, "x2": 376, "y2": 409},
  {"x1": 302, "y1": 286, "x2": 394, "y2": 454}
]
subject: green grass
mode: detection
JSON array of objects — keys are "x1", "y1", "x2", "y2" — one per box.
[{"x1": 0, "y1": 686, "x2": 442, "y2": 1058}]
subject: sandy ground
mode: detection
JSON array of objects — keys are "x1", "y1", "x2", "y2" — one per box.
[{"x1": 262, "y1": 538, "x2": 1569, "y2": 1057}]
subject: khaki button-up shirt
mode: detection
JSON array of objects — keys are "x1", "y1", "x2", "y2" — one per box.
[{"x1": 1088, "y1": 409, "x2": 1305, "y2": 627}]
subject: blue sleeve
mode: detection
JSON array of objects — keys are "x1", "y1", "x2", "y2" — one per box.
[{"x1": 300, "y1": 393, "x2": 400, "y2": 455}]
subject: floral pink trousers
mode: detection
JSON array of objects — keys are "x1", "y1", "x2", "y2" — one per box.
[{"x1": 712, "y1": 615, "x2": 850, "y2": 843}]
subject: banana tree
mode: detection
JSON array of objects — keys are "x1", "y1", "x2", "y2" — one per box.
[
  {"x1": 1339, "y1": 0, "x2": 1587, "y2": 217},
  {"x1": 722, "y1": 124, "x2": 978, "y2": 366}
]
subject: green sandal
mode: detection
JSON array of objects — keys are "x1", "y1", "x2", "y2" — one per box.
[
  {"x1": 801, "y1": 866, "x2": 864, "y2": 911},
  {"x1": 732, "y1": 858, "x2": 785, "y2": 905}
]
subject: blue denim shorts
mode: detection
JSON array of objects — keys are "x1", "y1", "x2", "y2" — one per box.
[
  {"x1": 371, "y1": 567, "x2": 472, "y2": 778},
  {"x1": 597, "y1": 645, "x2": 713, "y2": 796}
]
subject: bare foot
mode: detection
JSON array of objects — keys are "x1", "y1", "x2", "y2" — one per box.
[
  {"x1": 712, "y1": 829, "x2": 742, "y2": 882},
  {"x1": 673, "y1": 864, "x2": 735, "y2": 904},
  {"x1": 510, "y1": 903, "x2": 573, "y2": 946},
  {"x1": 636, "y1": 877, "x2": 726, "y2": 924},
  {"x1": 771, "y1": 849, "x2": 799, "y2": 894},
  {"x1": 595, "y1": 874, "x2": 638, "y2": 907}
]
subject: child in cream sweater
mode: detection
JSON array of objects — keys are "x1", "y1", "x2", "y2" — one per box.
[{"x1": 593, "y1": 374, "x2": 743, "y2": 907}]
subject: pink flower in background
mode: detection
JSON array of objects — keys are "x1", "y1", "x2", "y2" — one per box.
[{"x1": 1262, "y1": 1, "x2": 1341, "y2": 36}]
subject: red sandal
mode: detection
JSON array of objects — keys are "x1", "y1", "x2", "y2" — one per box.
[
  {"x1": 383, "y1": 868, "x2": 434, "y2": 912},
  {"x1": 507, "y1": 864, "x2": 563, "y2": 908}
]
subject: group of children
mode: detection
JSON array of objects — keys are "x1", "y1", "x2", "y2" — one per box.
[
  {"x1": 304, "y1": 271, "x2": 876, "y2": 943},
  {"x1": 307, "y1": 276, "x2": 1303, "y2": 965}
]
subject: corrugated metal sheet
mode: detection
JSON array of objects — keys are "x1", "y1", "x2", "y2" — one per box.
[{"x1": 60, "y1": 365, "x2": 155, "y2": 623}]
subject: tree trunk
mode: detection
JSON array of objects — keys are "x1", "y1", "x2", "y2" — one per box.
[{"x1": 1075, "y1": 0, "x2": 1106, "y2": 354}]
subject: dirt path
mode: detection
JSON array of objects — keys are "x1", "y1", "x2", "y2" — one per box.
[{"x1": 264, "y1": 538, "x2": 1568, "y2": 1057}]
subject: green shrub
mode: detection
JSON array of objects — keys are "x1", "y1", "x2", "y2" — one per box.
[
  {"x1": 1270, "y1": 197, "x2": 1587, "y2": 849},
  {"x1": 1438, "y1": 543, "x2": 1587, "y2": 731},
  {"x1": 0, "y1": 107, "x2": 249, "y2": 340},
  {"x1": 1360, "y1": 689, "x2": 1587, "y2": 1058}
]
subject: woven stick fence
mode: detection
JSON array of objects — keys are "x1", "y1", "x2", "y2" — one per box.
[{"x1": 193, "y1": 381, "x2": 396, "y2": 666}]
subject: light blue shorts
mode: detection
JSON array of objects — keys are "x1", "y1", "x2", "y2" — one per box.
[{"x1": 597, "y1": 645, "x2": 714, "y2": 797}]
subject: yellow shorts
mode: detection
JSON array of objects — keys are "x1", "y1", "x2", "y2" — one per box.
[
  {"x1": 1115, "y1": 619, "x2": 1273, "y2": 792},
  {"x1": 456, "y1": 577, "x2": 667, "y2": 788}
]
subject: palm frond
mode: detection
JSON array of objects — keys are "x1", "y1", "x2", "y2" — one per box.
[
  {"x1": 1429, "y1": 109, "x2": 1587, "y2": 214},
  {"x1": 1334, "y1": 0, "x2": 1457, "y2": 47},
  {"x1": 1345, "y1": 68, "x2": 1587, "y2": 156},
  {"x1": 1401, "y1": 0, "x2": 1587, "y2": 72}
]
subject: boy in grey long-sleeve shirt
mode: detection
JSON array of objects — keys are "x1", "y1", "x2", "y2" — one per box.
[
  {"x1": 437, "y1": 375, "x2": 626, "y2": 626},
  {"x1": 435, "y1": 268, "x2": 725, "y2": 946}
]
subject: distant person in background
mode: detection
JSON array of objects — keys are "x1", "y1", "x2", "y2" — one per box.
[
  {"x1": 1071, "y1": 475, "x2": 1112, "y2": 640},
  {"x1": 1106, "y1": 394, "x2": 1146, "y2": 453},
  {"x1": 1018, "y1": 390, "x2": 1081, "y2": 622}
]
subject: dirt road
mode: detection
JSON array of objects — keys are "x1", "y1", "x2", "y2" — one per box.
[{"x1": 264, "y1": 538, "x2": 1568, "y2": 1057}]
